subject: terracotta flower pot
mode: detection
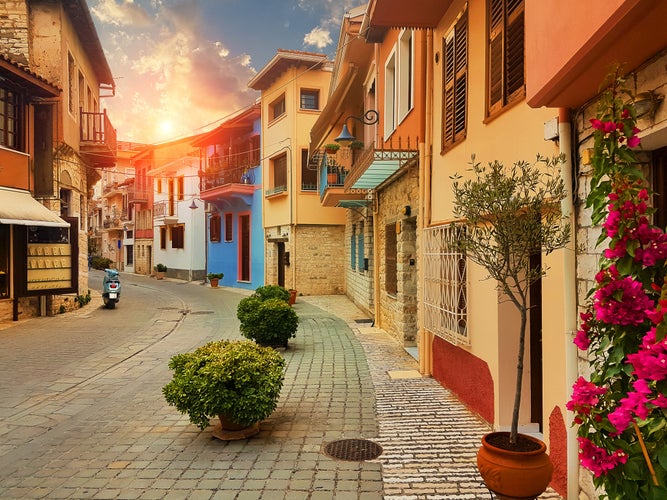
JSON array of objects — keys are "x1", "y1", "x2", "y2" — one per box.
[
  {"x1": 212, "y1": 414, "x2": 260, "y2": 441},
  {"x1": 210, "y1": 278, "x2": 219, "y2": 288},
  {"x1": 288, "y1": 289, "x2": 297, "y2": 305},
  {"x1": 476, "y1": 432, "x2": 553, "y2": 500}
]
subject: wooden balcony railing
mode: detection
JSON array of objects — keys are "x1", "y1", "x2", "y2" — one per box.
[{"x1": 80, "y1": 108, "x2": 117, "y2": 154}]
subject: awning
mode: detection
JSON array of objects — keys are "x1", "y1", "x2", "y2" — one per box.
[
  {"x1": 349, "y1": 150, "x2": 419, "y2": 190},
  {"x1": 0, "y1": 188, "x2": 70, "y2": 227}
]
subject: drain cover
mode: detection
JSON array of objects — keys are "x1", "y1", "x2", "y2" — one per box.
[{"x1": 323, "y1": 439, "x2": 383, "y2": 461}]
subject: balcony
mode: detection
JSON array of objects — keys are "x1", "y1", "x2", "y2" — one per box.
[
  {"x1": 317, "y1": 151, "x2": 368, "y2": 208},
  {"x1": 128, "y1": 189, "x2": 149, "y2": 204},
  {"x1": 200, "y1": 161, "x2": 257, "y2": 206},
  {"x1": 80, "y1": 108, "x2": 117, "y2": 168}
]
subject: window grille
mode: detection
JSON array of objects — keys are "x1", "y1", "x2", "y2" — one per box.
[{"x1": 423, "y1": 224, "x2": 468, "y2": 344}]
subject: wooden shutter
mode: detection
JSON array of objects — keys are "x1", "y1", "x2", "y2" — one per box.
[
  {"x1": 443, "y1": 9, "x2": 468, "y2": 149},
  {"x1": 210, "y1": 213, "x2": 221, "y2": 242}
]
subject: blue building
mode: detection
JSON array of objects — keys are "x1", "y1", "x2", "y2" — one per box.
[{"x1": 196, "y1": 103, "x2": 264, "y2": 291}]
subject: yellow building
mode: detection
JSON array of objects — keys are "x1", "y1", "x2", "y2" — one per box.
[{"x1": 249, "y1": 50, "x2": 346, "y2": 295}]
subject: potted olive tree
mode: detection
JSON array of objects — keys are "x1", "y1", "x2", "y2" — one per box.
[
  {"x1": 162, "y1": 340, "x2": 285, "y2": 440},
  {"x1": 451, "y1": 154, "x2": 570, "y2": 499}
]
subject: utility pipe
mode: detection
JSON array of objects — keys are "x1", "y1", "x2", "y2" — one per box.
[
  {"x1": 419, "y1": 29, "x2": 434, "y2": 376},
  {"x1": 558, "y1": 107, "x2": 579, "y2": 500}
]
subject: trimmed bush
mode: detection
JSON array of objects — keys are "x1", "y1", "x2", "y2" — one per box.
[
  {"x1": 238, "y1": 297, "x2": 298, "y2": 347},
  {"x1": 252, "y1": 285, "x2": 290, "y2": 303},
  {"x1": 162, "y1": 340, "x2": 285, "y2": 429}
]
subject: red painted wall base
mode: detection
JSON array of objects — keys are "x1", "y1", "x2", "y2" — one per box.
[{"x1": 431, "y1": 336, "x2": 494, "y2": 424}]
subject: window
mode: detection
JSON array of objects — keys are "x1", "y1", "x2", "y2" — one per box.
[
  {"x1": 168, "y1": 179, "x2": 175, "y2": 215},
  {"x1": 384, "y1": 51, "x2": 397, "y2": 138},
  {"x1": 239, "y1": 214, "x2": 251, "y2": 281},
  {"x1": 160, "y1": 226, "x2": 167, "y2": 249},
  {"x1": 423, "y1": 224, "x2": 468, "y2": 344},
  {"x1": 351, "y1": 225, "x2": 357, "y2": 270},
  {"x1": 300, "y1": 89, "x2": 319, "y2": 110},
  {"x1": 156, "y1": 178, "x2": 162, "y2": 194},
  {"x1": 301, "y1": 149, "x2": 317, "y2": 191},
  {"x1": 357, "y1": 221, "x2": 365, "y2": 271},
  {"x1": 270, "y1": 94, "x2": 286, "y2": 121},
  {"x1": 210, "y1": 213, "x2": 221, "y2": 242},
  {"x1": 487, "y1": 0, "x2": 525, "y2": 116},
  {"x1": 68, "y1": 52, "x2": 75, "y2": 114},
  {"x1": 177, "y1": 176, "x2": 184, "y2": 201},
  {"x1": 268, "y1": 153, "x2": 288, "y2": 195},
  {"x1": 126, "y1": 245, "x2": 134, "y2": 265},
  {"x1": 443, "y1": 8, "x2": 468, "y2": 149},
  {"x1": 385, "y1": 223, "x2": 397, "y2": 295},
  {"x1": 224, "y1": 213, "x2": 233, "y2": 242},
  {"x1": 171, "y1": 225, "x2": 184, "y2": 249},
  {"x1": 398, "y1": 30, "x2": 414, "y2": 121},
  {"x1": 0, "y1": 88, "x2": 21, "y2": 150}
]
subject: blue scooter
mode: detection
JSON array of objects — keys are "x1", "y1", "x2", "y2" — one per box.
[{"x1": 102, "y1": 269, "x2": 121, "y2": 309}]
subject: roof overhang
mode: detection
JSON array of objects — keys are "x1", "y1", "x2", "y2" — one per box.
[
  {"x1": 526, "y1": 0, "x2": 667, "y2": 108},
  {"x1": 248, "y1": 50, "x2": 331, "y2": 91},
  {"x1": 364, "y1": 0, "x2": 455, "y2": 42},
  {"x1": 0, "y1": 55, "x2": 60, "y2": 98},
  {"x1": 0, "y1": 188, "x2": 70, "y2": 227}
]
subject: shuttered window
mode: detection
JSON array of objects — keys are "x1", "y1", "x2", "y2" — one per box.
[
  {"x1": 487, "y1": 0, "x2": 525, "y2": 116},
  {"x1": 443, "y1": 8, "x2": 468, "y2": 150},
  {"x1": 210, "y1": 213, "x2": 221, "y2": 242}
]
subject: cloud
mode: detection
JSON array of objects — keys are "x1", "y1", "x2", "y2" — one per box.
[
  {"x1": 91, "y1": 0, "x2": 258, "y2": 143},
  {"x1": 91, "y1": 0, "x2": 152, "y2": 27},
  {"x1": 303, "y1": 27, "x2": 332, "y2": 50}
]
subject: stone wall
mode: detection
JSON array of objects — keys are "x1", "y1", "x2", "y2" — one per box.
[
  {"x1": 376, "y1": 164, "x2": 420, "y2": 346},
  {"x1": 345, "y1": 209, "x2": 374, "y2": 318},
  {"x1": 0, "y1": 1, "x2": 29, "y2": 65},
  {"x1": 265, "y1": 224, "x2": 345, "y2": 296}
]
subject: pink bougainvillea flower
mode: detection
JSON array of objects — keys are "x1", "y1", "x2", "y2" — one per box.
[
  {"x1": 594, "y1": 275, "x2": 652, "y2": 326},
  {"x1": 577, "y1": 437, "x2": 628, "y2": 477},
  {"x1": 567, "y1": 377, "x2": 607, "y2": 415},
  {"x1": 628, "y1": 135, "x2": 641, "y2": 148}
]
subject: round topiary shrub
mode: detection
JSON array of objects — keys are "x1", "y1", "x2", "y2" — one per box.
[
  {"x1": 239, "y1": 297, "x2": 299, "y2": 347},
  {"x1": 252, "y1": 285, "x2": 290, "y2": 303},
  {"x1": 162, "y1": 340, "x2": 285, "y2": 429}
]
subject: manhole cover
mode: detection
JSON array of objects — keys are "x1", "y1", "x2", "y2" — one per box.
[{"x1": 323, "y1": 439, "x2": 383, "y2": 461}]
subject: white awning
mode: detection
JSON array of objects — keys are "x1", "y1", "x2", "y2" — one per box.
[{"x1": 0, "y1": 187, "x2": 70, "y2": 227}]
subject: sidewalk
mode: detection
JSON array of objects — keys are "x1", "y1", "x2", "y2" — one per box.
[{"x1": 0, "y1": 285, "x2": 562, "y2": 499}]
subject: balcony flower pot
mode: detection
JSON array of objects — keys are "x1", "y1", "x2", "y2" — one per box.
[
  {"x1": 324, "y1": 143, "x2": 340, "y2": 155},
  {"x1": 477, "y1": 432, "x2": 553, "y2": 500},
  {"x1": 162, "y1": 340, "x2": 285, "y2": 439},
  {"x1": 207, "y1": 272, "x2": 224, "y2": 288}
]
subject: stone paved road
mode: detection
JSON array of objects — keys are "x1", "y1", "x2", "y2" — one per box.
[{"x1": 0, "y1": 274, "x2": 563, "y2": 499}]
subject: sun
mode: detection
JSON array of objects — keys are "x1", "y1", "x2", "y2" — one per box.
[{"x1": 159, "y1": 120, "x2": 174, "y2": 136}]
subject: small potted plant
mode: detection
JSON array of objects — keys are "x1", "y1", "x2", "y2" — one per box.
[
  {"x1": 207, "y1": 272, "x2": 224, "y2": 288},
  {"x1": 324, "y1": 143, "x2": 340, "y2": 154},
  {"x1": 162, "y1": 340, "x2": 285, "y2": 440},
  {"x1": 155, "y1": 263, "x2": 167, "y2": 280},
  {"x1": 452, "y1": 154, "x2": 570, "y2": 499}
]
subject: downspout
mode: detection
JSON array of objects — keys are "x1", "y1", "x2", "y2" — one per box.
[
  {"x1": 558, "y1": 107, "x2": 579, "y2": 500},
  {"x1": 373, "y1": 42, "x2": 382, "y2": 326},
  {"x1": 419, "y1": 29, "x2": 434, "y2": 376}
]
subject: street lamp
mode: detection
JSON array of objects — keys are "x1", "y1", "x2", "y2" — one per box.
[{"x1": 334, "y1": 110, "x2": 379, "y2": 146}]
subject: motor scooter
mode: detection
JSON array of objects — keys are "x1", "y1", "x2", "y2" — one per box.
[{"x1": 102, "y1": 269, "x2": 121, "y2": 309}]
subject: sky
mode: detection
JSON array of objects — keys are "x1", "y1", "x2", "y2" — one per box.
[{"x1": 89, "y1": 0, "x2": 360, "y2": 145}]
